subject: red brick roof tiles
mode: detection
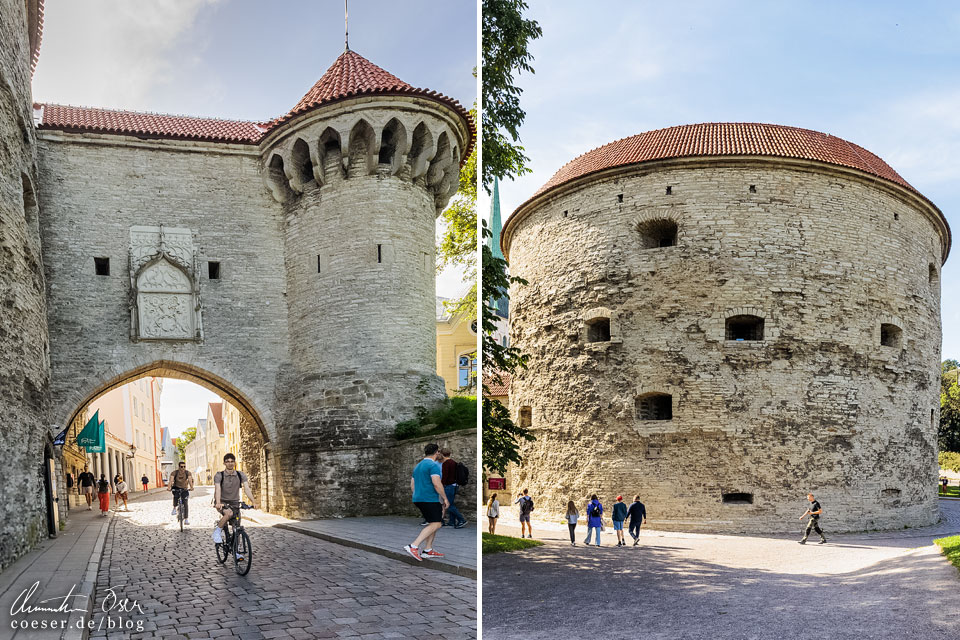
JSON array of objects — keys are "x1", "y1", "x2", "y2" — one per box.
[
  {"x1": 36, "y1": 103, "x2": 266, "y2": 144},
  {"x1": 483, "y1": 372, "x2": 511, "y2": 398},
  {"x1": 533, "y1": 123, "x2": 915, "y2": 199},
  {"x1": 35, "y1": 49, "x2": 475, "y2": 162},
  {"x1": 209, "y1": 402, "x2": 224, "y2": 436}
]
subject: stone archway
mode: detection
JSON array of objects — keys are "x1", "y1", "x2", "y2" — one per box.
[{"x1": 60, "y1": 360, "x2": 273, "y2": 511}]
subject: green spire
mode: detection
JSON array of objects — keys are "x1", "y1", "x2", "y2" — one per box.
[{"x1": 488, "y1": 177, "x2": 505, "y2": 260}]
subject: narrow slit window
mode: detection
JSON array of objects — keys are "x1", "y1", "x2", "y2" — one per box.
[
  {"x1": 929, "y1": 263, "x2": 938, "y2": 286},
  {"x1": 94, "y1": 257, "x2": 110, "y2": 276},
  {"x1": 665, "y1": 186, "x2": 672, "y2": 195},
  {"x1": 377, "y1": 244, "x2": 382, "y2": 264},
  {"x1": 635, "y1": 393, "x2": 672, "y2": 420},
  {"x1": 208, "y1": 261, "x2": 220, "y2": 280},
  {"x1": 726, "y1": 315, "x2": 764, "y2": 341},
  {"x1": 617, "y1": 193, "x2": 623, "y2": 203},
  {"x1": 317, "y1": 255, "x2": 322, "y2": 273},
  {"x1": 722, "y1": 492, "x2": 753, "y2": 504},
  {"x1": 586, "y1": 317, "x2": 611, "y2": 342}
]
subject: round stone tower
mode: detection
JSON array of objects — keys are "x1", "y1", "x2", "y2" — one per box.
[
  {"x1": 261, "y1": 50, "x2": 473, "y2": 515},
  {"x1": 501, "y1": 123, "x2": 949, "y2": 533}
]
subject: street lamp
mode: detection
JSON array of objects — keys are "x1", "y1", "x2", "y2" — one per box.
[{"x1": 126, "y1": 445, "x2": 137, "y2": 459}]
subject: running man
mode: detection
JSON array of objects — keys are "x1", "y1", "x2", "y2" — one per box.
[
  {"x1": 404, "y1": 443, "x2": 449, "y2": 561},
  {"x1": 212, "y1": 453, "x2": 256, "y2": 551},
  {"x1": 168, "y1": 461, "x2": 194, "y2": 525},
  {"x1": 798, "y1": 493, "x2": 827, "y2": 544}
]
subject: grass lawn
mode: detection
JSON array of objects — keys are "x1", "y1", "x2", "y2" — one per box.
[
  {"x1": 937, "y1": 485, "x2": 959, "y2": 498},
  {"x1": 934, "y1": 535, "x2": 960, "y2": 573},
  {"x1": 482, "y1": 532, "x2": 544, "y2": 555}
]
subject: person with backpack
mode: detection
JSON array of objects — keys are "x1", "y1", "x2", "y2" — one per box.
[
  {"x1": 141, "y1": 474, "x2": 149, "y2": 492},
  {"x1": 404, "y1": 443, "x2": 450, "y2": 562},
  {"x1": 515, "y1": 489, "x2": 534, "y2": 538},
  {"x1": 584, "y1": 494, "x2": 603, "y2": 546},
  {"x1": 627, "y1": 494, "x2": 647, "y2": 545},
  {"x1": 96, "y1": 474, "x2": 111, "y2": 516},
  {"x1": 612, "y1": 495, "x2": 628, "y2": 546},
  {"x1": 440, "y1": 448, "x2": 468, "y2": 529}
]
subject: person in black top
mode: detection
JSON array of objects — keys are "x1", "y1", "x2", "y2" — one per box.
[
  {"x1": 798, "y1": 493, "x2": 826, "y2": 544},
  {"x1": 627, "y1": 495, "x2": 647, "y2": 546},
  {"x1": 78, "y1": 466, "x2": 95, "y2": 510}
]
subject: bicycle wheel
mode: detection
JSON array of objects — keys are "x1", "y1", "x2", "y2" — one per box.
[
  {"x1": 233, "y1": 529, "x2": 252, "y2": 576},
  {"x1": 178, "y1": 501, "x2": 184, "y2": 532},
  {"x1": 215, "y1": 529, "x2": 229, "y2": 564}
]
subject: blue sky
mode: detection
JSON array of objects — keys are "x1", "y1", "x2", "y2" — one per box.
[
  {"x1": 487, "y1": 0, "x2": 960, "y2": 359},
  {"x1": 32, "y1": 1, "x2": 477, "y2": 434}
]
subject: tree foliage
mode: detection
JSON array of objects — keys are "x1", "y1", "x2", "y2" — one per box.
[
  {"x1": 939, "y1": 360, "x2": 960, "y2": 452},
  {"x1": 175, "y1": 427, "x2": 197, "y2": 463},
  {"x1": 481, "y1": 0, "x2": 542, "y2": 192},
  {"x1": 481, "y1": 220, "x2": 534, "y2": 474},
  {"x1": 437, "y1": 112, "x2": 478, "y2": 318}
]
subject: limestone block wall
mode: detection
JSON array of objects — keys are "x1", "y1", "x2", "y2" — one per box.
[
  {"x1": 0, "y1": 0, "x2": 53, "y2": 571},
  {"x1": 505, "y1": 160, "x2": 945, "y2": 533}
]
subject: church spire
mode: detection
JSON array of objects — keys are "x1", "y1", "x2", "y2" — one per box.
[{"x1": 488, "y1": 177, "x2": 505, "y2": 260}]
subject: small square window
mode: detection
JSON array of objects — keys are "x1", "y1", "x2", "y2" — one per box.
[
  {"x1": 586, "y1": 317, "x2": 611, "y2": 342},
  {"x1": 94, "y1": 257, "x2": 110, "y2": 276},
  {"x1": 208, "y1": 261, "x2": 221, "y2": 280}
]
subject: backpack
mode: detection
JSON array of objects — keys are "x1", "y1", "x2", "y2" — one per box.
[
  {"x1": 97, "y1": 479, "x2": 109, "y2": 493},
  {"x1": 520, "y1": 497, "x2": 534, "y2": 514},
  {"x1": 590, "y1": 503, "x2": 601, "y2": 518},
  {"x1": 455, "y1": 461, "x2": 469, "y2": 486}
]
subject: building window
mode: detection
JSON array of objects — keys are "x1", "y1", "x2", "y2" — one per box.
[
  {"x1": 94, "y1": 257, "x2": 110, "y2": 276},
  {"x1": 636, "y1": 393, "x2": 672, "y2": 421},
  {"x1": 722, "y1": 492, "x2": 753, "y2": 504},
  {"x1": 208, "y1": 261, "x2": 221, "y2": 280},
  {"x1": 586, "y1": 317, "x2": 611, "y2": 343},
  {"x1": 929, "y1": 263, "x2": 938, "y2": 287},
  {"x1": 458, "y1": 354, "x2": 477, "y2": 388},
  {"x1": 726, "y1": 315, "x2": 764, "y2": 341},
  {"x1": 519, "y1": 407, "x2": 532, "y2": 429},
  {"x1": 880, "y1": 323, "x2": 902, "y2": 348},
  {"x1": 635, "y1": 218, "x2": 677, "y2": 249}
]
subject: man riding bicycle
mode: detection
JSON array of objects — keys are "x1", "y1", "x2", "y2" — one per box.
[
  {"x1": 168, "y1": 461, "x2": 194, "y2": 525},
  {"x1": 212, "y1": 453, "x2": 256, "y2": 552}
]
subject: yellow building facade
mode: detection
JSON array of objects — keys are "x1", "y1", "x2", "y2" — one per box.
[{"x1": 435, "y1": 297, "x2": 478, "y2": 394}]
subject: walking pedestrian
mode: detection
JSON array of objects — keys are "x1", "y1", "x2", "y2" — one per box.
[
  {"x1": 115, "y1": 477, "x2": 129, "y2": 511},
  {"x1": 440, "y1": 448, "x2": 468, "y2": 528},
  {"x1": 487, "y1": 493, "x2": 500, "y2": 534},
  {"x1": 627, "y1": 495, "x2": 647, "y2": 545},
  {"x1": 78, "y1": 466, "x2": 95, "y2": 510},
  {"x1": 112, "y1": 473, "x2": 120, "y2": 505},
  {"x1": 140, "y1": 474, "x2": 149, "y2": 492},
  {"x1": 612, "y1": 495, "x2": 628, "y2": 546},
  {"x1": 584, "y1": 494, "x2": 603, "y2": 546},
  {"x1": 403, "y1": 443, "x2": 450, "y2": 562},
  {"x1": 96, "y1": 474, "x2": 110, "y2": 516},
  {"x1": 565, "y1": 500, "x2": 579, "y2": 546},
  {"x1": 798, "y1": 493, "x2": 827, "y2": 544},
  {"x1": 515, "y1": 489, "x2": 534, "y2": 538}
]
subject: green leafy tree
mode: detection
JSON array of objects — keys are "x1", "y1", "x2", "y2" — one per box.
[
  {"x1": 481, "y1": 221, "x2": 533, "y2": 474},
  {"x1": 437, "y1": 110, "x2": 478, "y2": 318},
  {"x1": 481, "y1": 0, "x2": 542, "y2": 192},
  {"x1": 175, "y1": 427, "x2": 197, "y2": 463},
  {"x1": 940, "y1": 360, "x2": 960, "y2": 452}
]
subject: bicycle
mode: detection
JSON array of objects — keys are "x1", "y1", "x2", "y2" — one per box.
[
  {"x1": 175, "y1": 491, "x2": 187, "y2": 532},
  {"x1": 215, "y1": 503, "x2": 253, "y2": 576}
]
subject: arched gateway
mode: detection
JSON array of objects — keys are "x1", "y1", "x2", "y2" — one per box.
[{"x1": 31, "y1": 50, "x2": 473, "y2": 523}]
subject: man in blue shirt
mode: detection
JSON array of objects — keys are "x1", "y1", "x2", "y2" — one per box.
[{"x1": 404, "y1": 443, "x2": 450, "y2": 562}]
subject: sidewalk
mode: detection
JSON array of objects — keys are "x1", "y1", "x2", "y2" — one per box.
[
  {"x1": 0, "y1": 488, "x2": 166, "y2": 640},
  {"x1": 247, "y1": 511, "x2": 478, "y2": 578}
]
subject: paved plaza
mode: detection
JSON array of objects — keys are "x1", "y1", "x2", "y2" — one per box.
[{"x1": 482, "y1": 500, "x2": 960, "y2": 640}]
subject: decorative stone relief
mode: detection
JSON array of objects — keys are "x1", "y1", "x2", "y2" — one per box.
[{"x1": 128, "y1": 225, "x2": 203, "y2": 342}]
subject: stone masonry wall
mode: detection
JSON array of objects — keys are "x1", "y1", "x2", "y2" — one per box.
[
  {"x1": 505, "y1": 161, "x2": 944, "y2": 533},
  {"x1": 0, "y1": 0, "x2": 53, "y2": 572},
  {"x1": 391, "y1": 429, "x2": 478, "y2": 520}
]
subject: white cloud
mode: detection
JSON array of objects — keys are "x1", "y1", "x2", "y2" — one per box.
[{"x1": 32, "y1": 0, "x2": 222, "y2": 110}]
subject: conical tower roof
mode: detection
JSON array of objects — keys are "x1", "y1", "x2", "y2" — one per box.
[
  {"x1": 488, "y1": 177, "x2": 505, "y2": 261},
  {"x1": 269, "y1": 49, "x2": 475, "y2": 161}
]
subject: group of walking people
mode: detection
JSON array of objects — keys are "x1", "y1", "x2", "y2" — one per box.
[
  {"x1": 74, "y1": 466, "x2": 130, "y2": 516},
  {"x1": 404, "y1": 443, "x2": 471, "y2": 562}
]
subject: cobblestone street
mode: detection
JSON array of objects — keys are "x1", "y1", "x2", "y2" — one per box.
[{"x1": 88, "y1": 488, "x2": 475, "y2": 639}]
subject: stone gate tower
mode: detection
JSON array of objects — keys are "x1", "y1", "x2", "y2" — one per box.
[{"x1": 501, "y1": 123, "x2": 949, "y2": 533}]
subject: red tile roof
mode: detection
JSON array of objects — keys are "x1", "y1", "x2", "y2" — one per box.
[
  {"x1": 483, "y1": 371, "x2": 511, "y2": 398},
  {"x1": 532, "y1": 123, "x2": 916, "y2": 199},
  {"x1": 28, "y1": 0, "x2": 44, "y2": 73},
  {"x1": 270, "y1": 49, "x2": 475, "y2": 162},
  {"x1": 36, "y1": 103, "x2": 266, "y2": 144},
  {"x1": 208, "y1": 402, "x2": 224, "y2": 435},
  {"x1": 34, "y1": 49, "x2": 475, "y2": 161}
]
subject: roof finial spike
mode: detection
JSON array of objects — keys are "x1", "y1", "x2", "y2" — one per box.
[{"x1": 344, "y1": 0, "x2": 349, "y2": 51}]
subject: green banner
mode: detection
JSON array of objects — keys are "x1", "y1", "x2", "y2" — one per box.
[{"x1": 76, "y1": 410, "x2": 104, "y2": 452}]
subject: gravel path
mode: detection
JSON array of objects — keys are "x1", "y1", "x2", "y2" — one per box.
[{"x1": 482, "y1": 501, "x2": 960, "y2": 640}]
